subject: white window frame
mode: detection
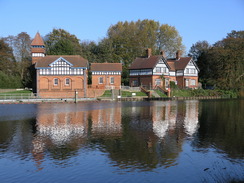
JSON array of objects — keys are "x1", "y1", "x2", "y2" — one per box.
[
  {"x1": 191, "y1": 79, "x2": 196, "y2": 86},
  {"x1": 156, "y1": 67, "x2": 161, "y2": 73},
  {"x1": 54, "y1": 78, "x2": 58, "y2": 86},
  {"x1": 65, "y1": 78, "x2": 70, "y2": 85},
  {"x1": 99, "y1": 77, "x2": 103, "y2": 84},
  {"x1": 155, "y1": 79, "x2": 161, "y2": 86},
  {"x1": 110, "y1": 77, "x2": 114, "y2": 84}
]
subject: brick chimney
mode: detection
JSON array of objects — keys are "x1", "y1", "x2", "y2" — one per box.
[
  {"x1": 176, "y1": 50, "x2": 182, "y2": 60},
  {"x1": 146, "y1": 48, "x2": 152, "y2": 58},
  {"x1": 160, "y1": 50, "x2": 166, "y2": 58}
]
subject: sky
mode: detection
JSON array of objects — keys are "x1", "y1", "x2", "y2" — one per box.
[{"x1": 0, "y1": 0, "x2": 243, "y2": 53}]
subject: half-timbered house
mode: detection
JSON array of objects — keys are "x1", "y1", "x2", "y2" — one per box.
[
  {"x1": 31, "y1": 32, "x2": 88, "y2": 98},
  {"x1": 129, "y1": 49, "x2": 199, "y2": 89}
]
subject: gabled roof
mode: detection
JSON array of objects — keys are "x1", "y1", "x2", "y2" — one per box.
[
  {"x1": 35, "y1": 55, "x2": 88, "y2": 68},
  {"x1": 31, "y1": 32, "x2": 44, "y2": 46},
  {"x1": 129, "y1": 55, "x2": 165, "y2": 70},
  {"x1": 166, "y1": 57, "x2": 199, "y2": 71},
  {"x1": 91, "y1": 63, "x2": 122, "y2": 71}
]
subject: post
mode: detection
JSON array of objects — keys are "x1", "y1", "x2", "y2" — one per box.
[
  {"x1": 168, "y1": 87, "x2": 171, "y2": 97},
  {"x1": 84, "y1": 69, "x2": 87, "y2": 98},
  {"x1": 75, "y1": 90, "x2": 78, "y2": 103},
  {"x1": 112, "y1": 89, "x2": 114, "y2": 100}
]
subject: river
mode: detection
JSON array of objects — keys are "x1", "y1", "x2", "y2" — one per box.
[{"x1": 0, "y1": 99, "x2": 243, "y2": 183}]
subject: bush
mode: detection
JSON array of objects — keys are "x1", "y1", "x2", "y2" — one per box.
[{"x1": 0, "y1": 71, "x2": 23, "y2": 89}]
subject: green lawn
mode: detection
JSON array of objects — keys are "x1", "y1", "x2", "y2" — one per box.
[
  {"x1": 101, "y1": 90, "x2": 147, "y2": 97},
  {"x1": 121, "y1": 91, "x2": 147, "y2": 97},
  {"x1": 155, "y1": 89, "x2": 168, "y2": 97},
  {"x1": 101, "y1": 90, "x2": 112, "y2": 97},
  {"x1": 0, "y1": 90, "x2": 32, "y2": 94}
]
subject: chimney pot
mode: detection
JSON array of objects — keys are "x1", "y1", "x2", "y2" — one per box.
[
  {"x1": 176, "y1": 50, "x2": 182, "y2": 60},
  {"x1": 146, "y1": 48, "x2": 152, "y2": 58},
  {"x1": 160, "y1": 50, "x2": 166, "y2": 58}
]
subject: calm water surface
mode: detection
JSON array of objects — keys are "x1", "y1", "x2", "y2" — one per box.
[{"x1": 0, "y1": 99, "x2": 243, "y2": 183}]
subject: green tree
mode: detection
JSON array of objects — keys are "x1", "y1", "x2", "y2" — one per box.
[
  {"x1": 103, "y1": 19, "x2": 185, "y2": 66},
  {"x1": 14, "y1": 32, "x2": 32, "y2": 86},
  {"x1": 195, "y1": 31, "x2": 244, "y2": 90},
  {"x1": 157, "y1": 24, "x2": 185, "y2": 57},
  {"x1": 188, "y1": 40, "x2": 211, "y2": 61},
  {"x1": 45, "y1": 28, "x2": 82, "y2": 55},
  {"x1": 0, "y1": 39, "x2": 23, "y2": 88}
]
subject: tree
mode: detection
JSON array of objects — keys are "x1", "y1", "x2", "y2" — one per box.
[
  {"x1": 157, "y1": 24, "x2": 185, "y2": 57},
  {"x1": 103, "y1": 19, "x2": 185, "y2": 66},
  {"x1": 188, "y1": 41, "x2": 211, "y2": 61},
  {"x1": 194, "y1": 31, "x2": 244, "y2": 90},
  {"x1": 45, "y1": 28, "x2": 82, "y2": 55},
  {"x1": 14, "y1": 32, "x2": 32, "y2": 86},
  {"x1": 0, "y1": 39, "x2": 23, "y2": 88},
  {"x1": 0, "y1": 38, "x2": 16, "y2": 75},
  {"x1": 227, "y1": 30, "x2": 244, "y2": 39}
]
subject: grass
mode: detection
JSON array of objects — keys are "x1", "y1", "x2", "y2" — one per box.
[
  {"x1": 100, "y1": 90, "x2": 147, "y2": 97},
  {"x1": 155, "y1": 89, "x2": 168, "y2": 97},
  {"x1": 0, "y1": 90, "x2": 34, "y2": 99},
  {"x1": 101, "y1": 90, "x2": 112, "y2": 97},
  {"x1": 0, "y1": 90, "x2": 32, "y2": 94},
  {"x1": 121, "y1": 91, "x2": 147, "y2": 97},
  {"x1": 171, "y1": 89, "x2": 238, "y2": 98}
]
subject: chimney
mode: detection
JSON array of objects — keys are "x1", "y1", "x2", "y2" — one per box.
[
  {"x1": 160, "y1": 50, "x2": 166, "y2": 58},
  {"x1": 146, "y1": 48, "x2": 152, "y2": 58},
  {"x1": 176, "y1": 50, "x2": 182, "y2": 60}
]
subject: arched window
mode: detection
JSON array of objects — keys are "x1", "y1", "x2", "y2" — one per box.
[
  {"x1": 54, "y1": 78, "x2": 59, "y2": 85},
  {"x1": 65, "y1": 78, "x2": 70, "y2": 85}
]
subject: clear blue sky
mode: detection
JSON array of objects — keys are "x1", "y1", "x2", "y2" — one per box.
[{"x1": 0, "y1": 0, "x2": 243, "y2": 53}]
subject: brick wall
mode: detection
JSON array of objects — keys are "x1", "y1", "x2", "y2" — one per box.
[{"x1": 91, "y1": 75, "x2": 121, "y2": 89}]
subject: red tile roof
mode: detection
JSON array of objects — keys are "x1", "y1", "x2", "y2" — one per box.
[
  {"x1": 90, "y1": 63, "x2": 122, "y2": 71},
  {"x1": 35, "y1": 55, "x2": 88, "y2": 68},
  {"x1": 31, "y1": 32, "x2": 44, "y2": 46},
  {"x1": 129, "y1": 54, "x2": 192, "y2": 71},
  {"x1": 129, "y1": 56, "x2": 163, "y2": 69},
  {"x1": 166, "y1": 57, "x2": 192, "y2": 71}
]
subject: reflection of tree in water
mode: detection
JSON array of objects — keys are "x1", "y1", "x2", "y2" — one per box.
[
  {"x1": 0, "y1": 118, "x2": 36, "y2": 158},
  {"x1": 194, "y1": 99, "x2": 244, "y2": 159}
]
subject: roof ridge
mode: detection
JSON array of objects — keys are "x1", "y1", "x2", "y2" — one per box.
[{"x1": 31, "y1": 32, "x2": 44, "y2": 46}]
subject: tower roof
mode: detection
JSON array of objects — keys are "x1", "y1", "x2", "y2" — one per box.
[{"x1": 31, "y1": 32, "x2": 44, "y2": 46}]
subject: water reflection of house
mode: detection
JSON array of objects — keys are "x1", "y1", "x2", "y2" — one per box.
[
  {"x1": 31, "y1": 103, "x2": 122, "y2": 170},
  {"x1": 151, "y1": 101, "x2": 177, "y2": 139},
  {"x1": 183, "y1": 100, "x2": 199, "y2": 136},
  {"x1": 90, "y1": 107, "x2": 122, "y2": 136},
  {"x1": 35, "y1": 106, "x2": 88, "y2": 146}
]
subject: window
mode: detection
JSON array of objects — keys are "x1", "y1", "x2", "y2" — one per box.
[
  {"x1": 185, "y1": 68, "x2": 189, "y2": 74},
  {"x1": 162, "y1": 67, "x2": 167, "y2": 73},
  {"x1": 185, "y1": 79, "x2": 189, "y2": 87},
  {"x1": 110, "y1": 77, "x2": 114, "y2": 84},
  {"x1": 190, "y1": 69, "x2": 196, "y2": 74},
  {"x1": 191, "y1": 79, "x2": 196, "y2": 86},
  {"x1": 65, "y1": 78, "x2": 70, "y2": 85},
  {"x1": 132, "y1": 80, "x2": 138, "y2": 87},
  {"x1": 54, "y1": 78, "x2": 58, "y2": 85},
  {"x1": 159, "y1": 59, "x2": 163, "y2": 63},
  {"x1": 155, "y1": 79, "x2": 161, "y2": 86},
  {"x1": 99, "y1": 77, "x2": 103, "y2": 84},
  {"x1": 156, "y1": 67, "x2": 161, "y2": 73}
]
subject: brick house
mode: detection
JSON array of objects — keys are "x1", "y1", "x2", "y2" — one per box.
[
  {"x1": 90, "y1": 63, "x2": 122, "y2": 89},
  {"x1": 129, "y1": 49, "x2": 199, "y2": 89},
  {"x1": 31, "y1": 32, "x2": 88, "y2": 98}
]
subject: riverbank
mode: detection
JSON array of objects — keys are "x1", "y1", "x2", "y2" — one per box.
[{"x1": 0, "y1": 95, "x2": 237, "y2": 104}]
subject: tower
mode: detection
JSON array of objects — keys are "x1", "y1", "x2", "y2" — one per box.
[{"x1": 31, "y1": 32, "x2": 45, "y2": 64}]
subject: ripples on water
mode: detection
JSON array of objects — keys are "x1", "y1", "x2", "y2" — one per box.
[{"x1": 0, "y1": 100, "x2": 243, "y2": 183}]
